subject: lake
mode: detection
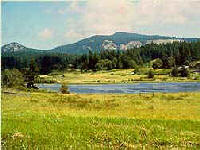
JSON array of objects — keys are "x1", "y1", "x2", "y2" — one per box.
[{"x1": 37, "y1": 82, "x2": 200, "y2": 94}]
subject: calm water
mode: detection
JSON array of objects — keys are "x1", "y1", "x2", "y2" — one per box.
[{"x1": 37, "y1": 82, "x2": 200, "y2": 94}]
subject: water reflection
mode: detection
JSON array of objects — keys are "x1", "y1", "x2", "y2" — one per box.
[{"x1": 37, "y1": 82, "x2": 200, "y2": 94}]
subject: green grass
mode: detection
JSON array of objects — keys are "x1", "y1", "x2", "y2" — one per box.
[
  {"x1": 2, "y1": 91, "x2": 200, "y2": 149},
  {"x1": 2, "y1": 115, "x2": 200, "y2": 149},
  {"x1": 39, "y1": 69, "x2": 200, "y2": 84}
]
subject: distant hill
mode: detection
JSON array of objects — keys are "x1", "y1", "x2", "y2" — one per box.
[
  {"x1": 53, "y1": 32, "x2": 200, "y2": 54},
  {"x1": 1, "y1": 42, "x2": 50, "y2": 57},
  {"x1": 2, "y1": 32, "x2": 200, "y2": 55},
  {"x1": 52, "y1": 32, "x2": 172, "y2": 54},
  {"x1": 1, "y1": 42, "x2": 27, "y2": 53}
]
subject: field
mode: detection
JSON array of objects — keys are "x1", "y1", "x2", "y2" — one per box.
[
  {"x1": 2, "y1": 89, "x2": 200, "y2": 149},
  {"x1": 38, "y1": 69, "x2": 200, "y2": 84}
]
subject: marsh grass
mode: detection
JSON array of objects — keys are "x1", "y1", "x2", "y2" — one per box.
[
  {"x1": 2, "y1": 91, "x2": 200, "y2": 149},
  {"x1": 39, "y1": 69, "x2": 200, "y2": 84}
]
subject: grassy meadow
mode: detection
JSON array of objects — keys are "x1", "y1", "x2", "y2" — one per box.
[
  {"x1": 2, "y1": 89, "x2": 200, "y2": 149},
  {"x1": 38, "y1": 69, "x2": 200, "y2": 84}
]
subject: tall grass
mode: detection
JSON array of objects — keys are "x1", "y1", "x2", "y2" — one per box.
[
  {"x1": 39, "y1": 69, "x2": 200, "y2": 84},
  {"x1": 2, "y1": 115, "x2": 200, "y2": 149},
  {"x1": 2, "y1": 91, "x2": 200, "y2": 149}
]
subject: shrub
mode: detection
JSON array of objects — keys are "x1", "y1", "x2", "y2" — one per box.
[
  {"x1": 134, "y1": 66, "x2": 140, "y2": 74},
  {"x1": 180, "y1": 68, "x2": 190, "y2": 77},
  {"x1": 167, "y1": 57, "x2": 176, "y2": 69},
  {"x1": 95, "y1": 59, "x2": 113, "y2": 70},
  {"x1": 171, "y1": 67, "x2": 179, "y2": 77},
  {"x1": 60, "y1": 84, "x2": 70, "y2": 94},
  {"x1": 2, "y1": 69, "x2": 24, "y2": 88},
  {"x1": 152, "y1": 58, "x2": 163, "y2": 69},
  {"x1": 147, "y1": 69, "x2": 154, "y2": 78}
]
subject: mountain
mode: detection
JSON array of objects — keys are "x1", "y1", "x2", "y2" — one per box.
[
  {"x1": 1, "y1": 42, "x2": 26, "y2": 53},
  {"x1": 52, "y1": 32, "x2": 172, "y2": 54},
  {"x1": 53, "y1": 32, "x2": 200, "y2": 54},
  {"x1": 2, "y1": 32, "x2": 200, "y2": 55},
  {"x1": 1, "y1": 42, "x2": 50, "y2": 57}
]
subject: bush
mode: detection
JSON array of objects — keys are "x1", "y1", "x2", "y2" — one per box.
[
  {"x1": 134, "y1": 66, "x2": 140, "y2": 74},
  {"x1": 147, "y1": 69, "x2": 154, "y2": 78},
  {"x1": 2, "y1": 69, "x2": 24, "y2": 88},
  {"x1": 180, "y1": 68, "x2": 190, "y2": 77},
  {"x1": 152, "y1": 58, "x2": 163, "y2": 69},
  {"x1": 60, "y1": 84, "x2": 70, "y2": 94},
  {"x1": 95, "y1": 59, "x2": 113, "y2": 70},
  {"x1": 167, "y1": 57, "x2": 175, "y2": 69},
  {"x1": 171, "y1": 67, "x2": 179, "y2": 77}
]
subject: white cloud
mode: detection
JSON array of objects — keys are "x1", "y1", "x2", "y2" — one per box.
[
  {"x1": 65, "y1": 30, "x2": 85, "y2": 42},
  {"x1": 82, "y1": 0, "x2": 135, "y2": 35},
  {"x1": 135, "y1": 0, "x2": 200, "y2": 25},
  {"x1": 64, "y1": 0, "x2": 135, "y2": 42},
  {"x1": 38, "y1": 28, "x2": 53, "y2": 39},
  {"x1": 63, "y1": 0, "x2": 200, "y2": 43}
]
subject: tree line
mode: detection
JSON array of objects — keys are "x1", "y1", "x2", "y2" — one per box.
[{"x1": 2, "y1": 41, "x2": 200, "y2": 74}]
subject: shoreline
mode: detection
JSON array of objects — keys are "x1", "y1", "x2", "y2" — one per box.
[{"x1": 37, "y1": 80, "x2": 200, "y2": 85}]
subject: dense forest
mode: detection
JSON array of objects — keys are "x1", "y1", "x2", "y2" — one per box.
[{"x1": 2, "y1": 41, "x2": 200, "y2": 74}]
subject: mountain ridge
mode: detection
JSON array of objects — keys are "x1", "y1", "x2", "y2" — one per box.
[
  {"x1": 52, "y1": 32, "x2": 199, "y2": 54},
  {"x1": 2, "y1": 32, "x2": 200, "y2": 55}
]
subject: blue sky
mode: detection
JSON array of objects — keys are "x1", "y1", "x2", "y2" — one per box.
[{"x1": 2, "y1": 0, "x2": 200, "y2": 49}]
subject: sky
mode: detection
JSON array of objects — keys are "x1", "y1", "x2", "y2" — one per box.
[{"x1": 2, "y1": 0, "x2": 200, "y2": 50}]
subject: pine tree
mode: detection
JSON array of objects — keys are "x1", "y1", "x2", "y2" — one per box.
[{"x1": 25, "y1": 58, "x2": 39, "y2": 89}]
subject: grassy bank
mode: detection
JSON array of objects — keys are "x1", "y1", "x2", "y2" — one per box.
[
  {"x1": 2, "y1": 91, "x2": 200, "y2": 149},
  {"x1": 38, "y1": 69, "x2": 200, "y2": 84}
]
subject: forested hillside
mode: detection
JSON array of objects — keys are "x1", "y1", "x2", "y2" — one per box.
[
  {"x1": 2, "y1": 41, "x2": 200, "y2": 74},
  {"x1": 2, "y1": 32, "x2": 199, "y2": 55},
  {"x1": 53, "y1": 32, "x2": 200, "y2": 54}
]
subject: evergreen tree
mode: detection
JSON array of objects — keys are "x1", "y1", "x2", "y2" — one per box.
[
  {"x1": 147, "y1": 69, "x2": 154, "y2": 78},
  {"x1": 24, "y1": 58, "x2": 39, "y2": 89},
  {"x1": 171, "y1": 67, "x2": 179, "y2": 77}
]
